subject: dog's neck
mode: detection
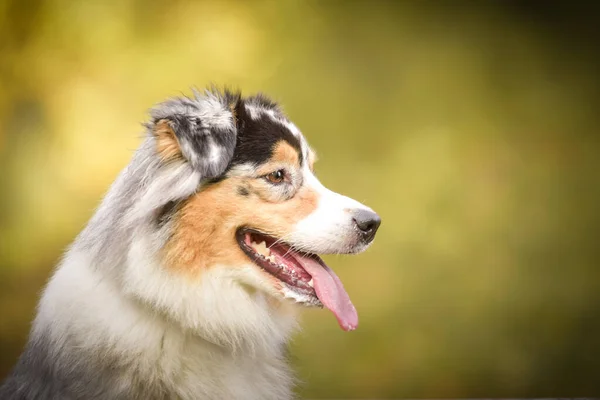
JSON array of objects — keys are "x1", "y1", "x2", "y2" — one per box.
[
  {"x1": 4, "y1": 145, "x2": 301, "y2": 399},
  {"x1": 24, "y1": 249, "x2": 298, "y2": 399}
]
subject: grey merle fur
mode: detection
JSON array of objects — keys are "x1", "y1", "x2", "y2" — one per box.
[
  {"x1": 0, "y1": 87, "x2": 304, "y2": 400},
  {"x1": 149, "y1": 90, "x2": 238, "y2": 180}
]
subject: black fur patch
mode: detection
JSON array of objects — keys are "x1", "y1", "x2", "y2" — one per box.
[
  {"x1": 157, "y1": 200, "x2": 179, "y2": 227},
  {"x1": 150, "y1": 88, "x2": 303, "y2": 181},
  {"x1": 229, "y1": 97, "x2": 303, "y2": 168},
  {"x1": 245, "y1": 92, "x2": 283, "y2": 113}
]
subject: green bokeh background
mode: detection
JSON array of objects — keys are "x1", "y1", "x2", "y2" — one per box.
[{"x1": 1, "y1": 1, "x2": 599, "y2": 398}]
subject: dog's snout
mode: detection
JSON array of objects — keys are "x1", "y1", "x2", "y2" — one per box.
[{"x1": 352, "y1": 209, "x2": 381, "y2": 243}]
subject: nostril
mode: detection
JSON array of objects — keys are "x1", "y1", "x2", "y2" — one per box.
[
  {"x1": 352, "y1": 209, "x2": 381, "y2": 238},
  {"x1": 355, "y1": 218, "x2": 374, "y2": 232}
]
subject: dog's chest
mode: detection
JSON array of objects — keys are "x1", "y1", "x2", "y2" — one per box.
[{"x1": 144, "y1": 334, "x2": 294, "y2": 400}]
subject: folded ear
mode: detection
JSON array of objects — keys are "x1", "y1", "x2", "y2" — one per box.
[{"x1": 149, "y1": 89, "x2": 241, "y2": 180}]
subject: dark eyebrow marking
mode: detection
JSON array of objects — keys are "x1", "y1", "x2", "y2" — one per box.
[{"x1": 237, "y1": 186, "x2": 250, "y2": 197}]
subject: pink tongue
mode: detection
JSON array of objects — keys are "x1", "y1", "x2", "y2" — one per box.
[{"x1": 296, "y1": 255, "x2": 358, "y2": 331}]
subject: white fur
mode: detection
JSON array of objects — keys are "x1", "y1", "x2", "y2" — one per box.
[
  {"x1": 12, "y1": 90, "x2": 378, "y2": 400},
  {"x1": 208, "y1": 139, "x2": 222, "y2": 165},
  {"x1": 285, "y1": 121, "x2": 302, "y2": 138},
  {"x1": 245, "y1": 104, "x2": 262, "y2": 120},
  {"x1": 35, "y1": 243, "x2": 298, "y2": 399},
  {"x1": 126, "y1": 161, "x2": 201, "y2": 225},
  {"x1": 201, "y1": 93, "x2": 236, "y2": 130},
  {"x1": 123, "y1": 233, "x2": 297, "y2": 351},
  {"x1": 290, "y1": 167, "x2": 375, "y2": 254}
]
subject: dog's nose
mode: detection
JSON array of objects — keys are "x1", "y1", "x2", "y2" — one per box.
[{"x1": 352, "y1": 209, "x2": 381, "y2": 243}]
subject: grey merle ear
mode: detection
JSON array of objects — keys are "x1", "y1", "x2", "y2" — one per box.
[{"x1": 149, "y1": 89, "x2": 242, "y2": 179}]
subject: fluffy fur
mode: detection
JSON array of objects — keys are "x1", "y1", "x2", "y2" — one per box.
[{"x1": 0, "y1": 88, "x2": 380, "y2": 400}]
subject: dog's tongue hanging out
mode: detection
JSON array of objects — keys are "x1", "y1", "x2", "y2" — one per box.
[
  {"x1": 295, "y1": 254, "x2": 358, "y2": 331},
  {"x1": 243, "y1": 232, "x2": 359, "y2": 331}
]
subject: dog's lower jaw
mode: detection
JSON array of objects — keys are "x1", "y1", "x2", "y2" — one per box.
[
  {"x1": 123, "y1": 235, "x2": 300, "y2": 352},
  {"x1": 8, "y1": 251, "x2": 297, "y2": 400}
]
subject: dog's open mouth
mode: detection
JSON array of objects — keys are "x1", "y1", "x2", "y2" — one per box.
[{"x1": 236, "y1": 228, "x2": 358, "y2": 331}]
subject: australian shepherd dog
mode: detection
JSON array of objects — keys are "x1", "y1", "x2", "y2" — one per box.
[{"x1": 0, "y1": 88, "x2": 380, "y2": 400}]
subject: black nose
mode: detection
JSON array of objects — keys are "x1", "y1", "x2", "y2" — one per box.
[{"x1": 352, "y1": 209, "x2": 381, "y2": 243}]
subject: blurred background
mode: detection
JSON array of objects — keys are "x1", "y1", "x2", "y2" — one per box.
[{"x1": 1, "y1": 0, "x2": 599, "y2": 398}]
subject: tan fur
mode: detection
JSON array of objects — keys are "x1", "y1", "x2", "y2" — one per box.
[
  {"x1": 164, "y1": 175, "x2": 319, "y2": 274},
  {"x1": 6, "y1": 91, "x2": 378, "y2": 400},
  {"x1": 153, "y1": 120, "x2": 182, "y2": 161},
  {"x1": 307, "y1": 150, "x2": 317, "y2": 172},
  {"x1": 229, "y1": 101, "x2": 238, "y2": 127},
  {"x1": 255, "y1": 141, "x2": 300, "y2": 180},
  {"x1": 272, "y1": 141, "x2": 300, "y2": 167}
]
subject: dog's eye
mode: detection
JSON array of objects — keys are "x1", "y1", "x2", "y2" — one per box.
[{"x1": 265, "y1": 169, "x2": 286, "y2": 184}]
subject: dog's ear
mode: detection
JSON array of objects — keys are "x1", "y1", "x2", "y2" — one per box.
[{"x1": 150, "y1": 89, "x2": 242, "y2": 180}]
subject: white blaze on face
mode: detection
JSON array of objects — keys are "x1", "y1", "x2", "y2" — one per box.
[
  {"x1": 248, "y1": 110, "x2": 375, "y2": 255},
  {"x1": 289, "y1": 166, "x2": 375, "y2": 254}
]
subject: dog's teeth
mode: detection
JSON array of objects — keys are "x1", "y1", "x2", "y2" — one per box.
[
  {"x1": 308, "y1": 279, "x2": 314, "y2": 288},
  {"x1": 254, "y1": 241, "x2": 270, "y2": 257}
]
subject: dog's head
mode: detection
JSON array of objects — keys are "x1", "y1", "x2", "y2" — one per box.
[{"x1": 122, "y1": 88, "x2": 380, "y2": 342}]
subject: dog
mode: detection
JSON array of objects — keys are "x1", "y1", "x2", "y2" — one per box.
[{"x1": 0, "y1": 88, "x2": 381, "y2": 400}]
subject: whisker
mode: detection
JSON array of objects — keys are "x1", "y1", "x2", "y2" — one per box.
[{"x1": 268, "y1": 233, "x2": 293, "y2": 250}]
